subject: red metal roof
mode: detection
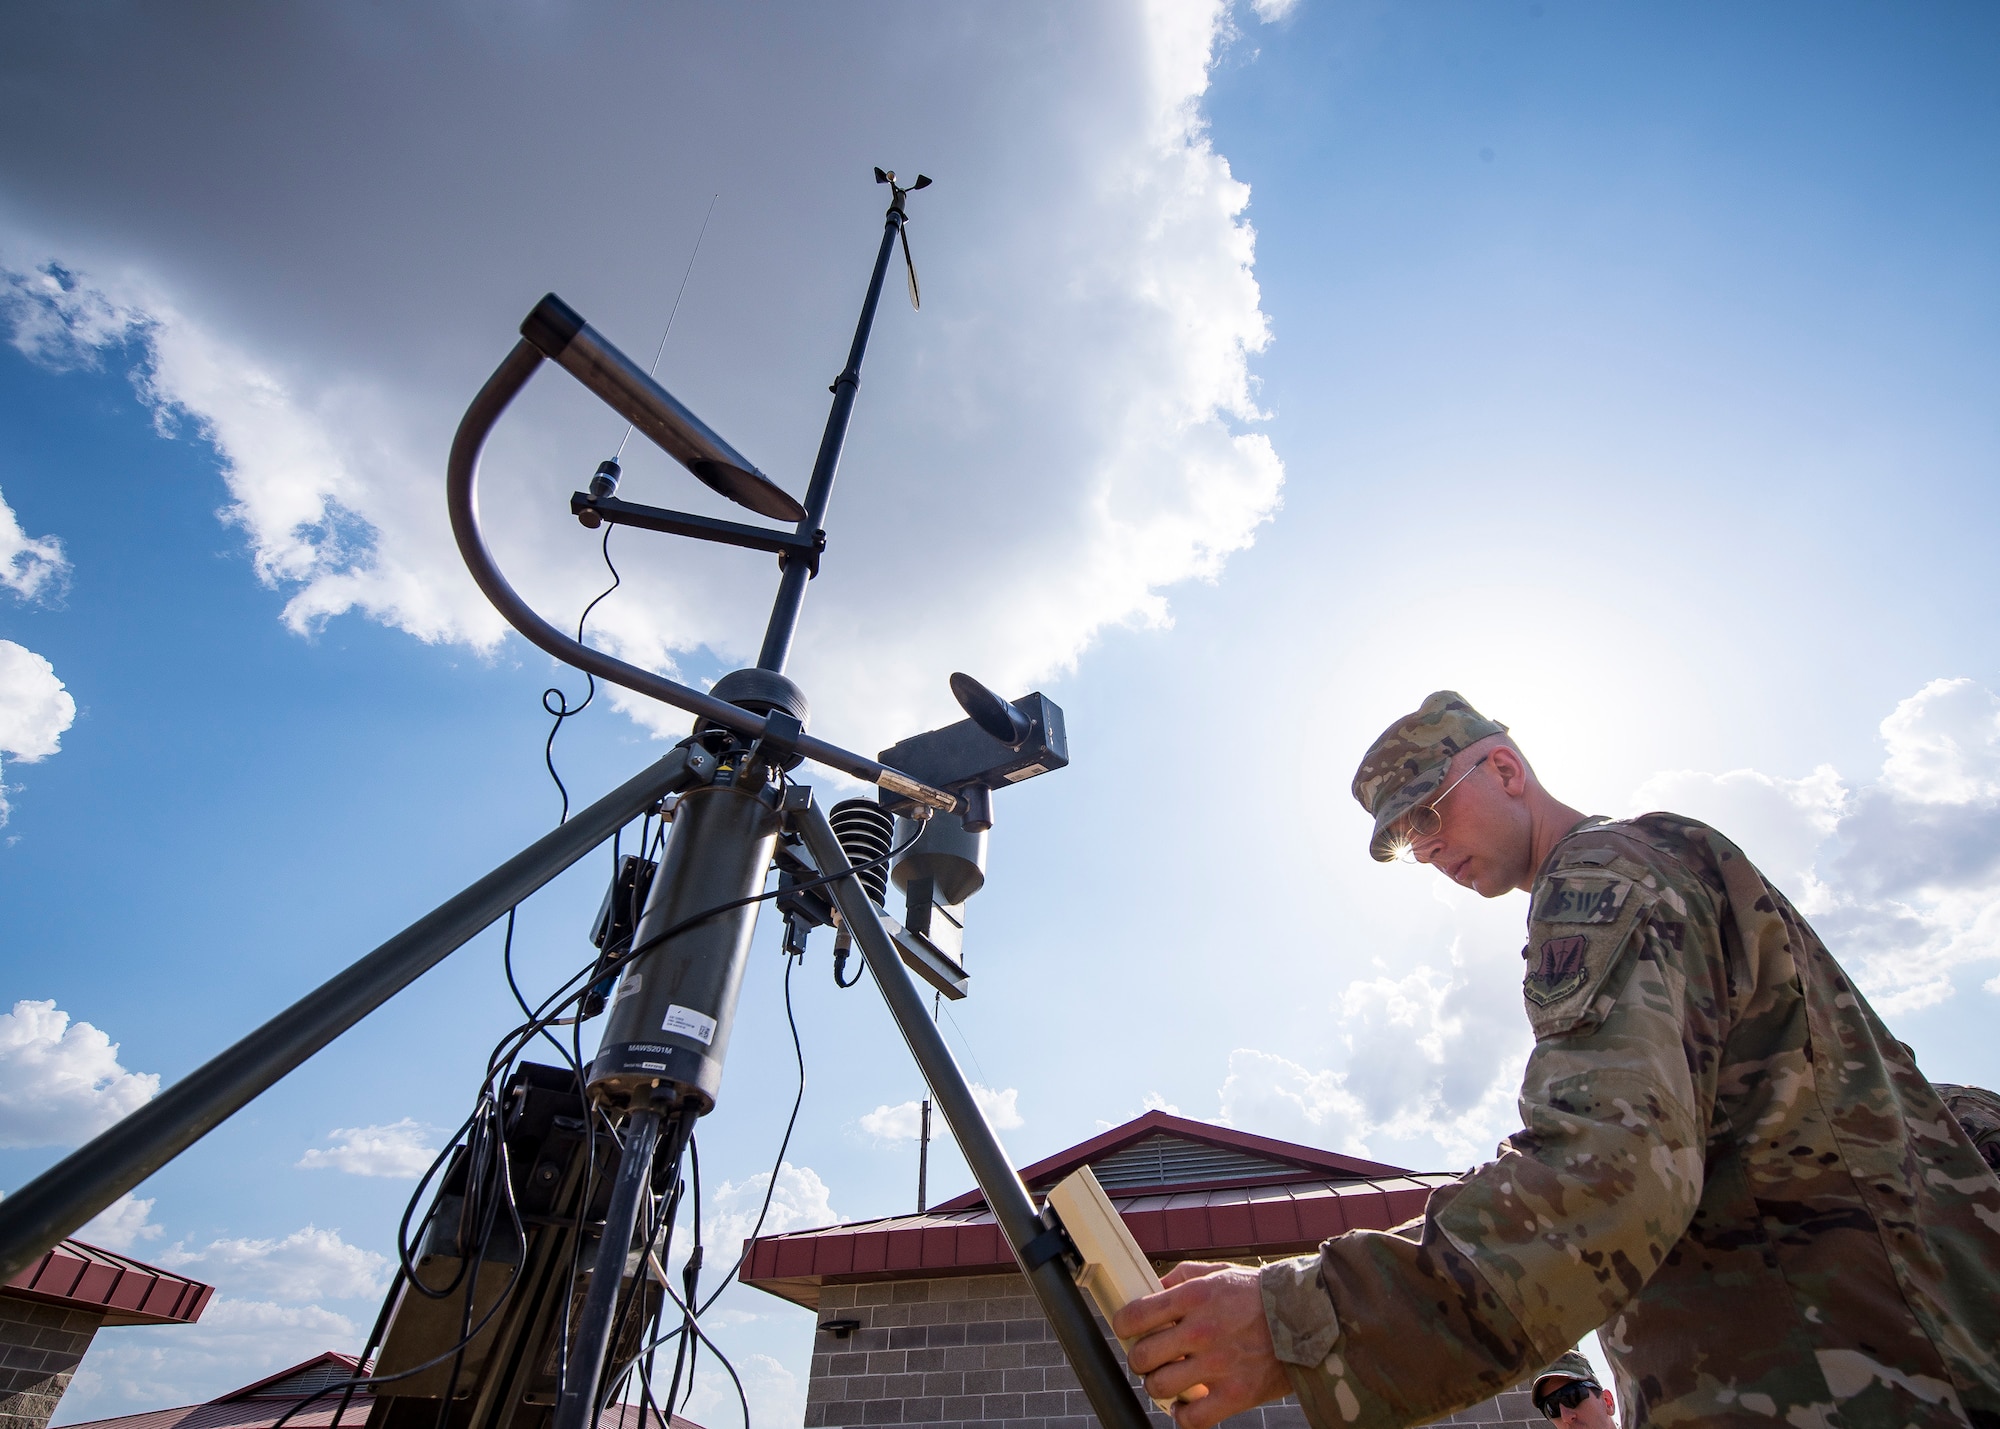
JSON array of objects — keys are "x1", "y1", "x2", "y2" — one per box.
[
  {"x1": 931, "y1": 1110, "x2": 1410, "y2": 1210},
  {"x1": 2, "y1": 1237, "x2": 212, "y2": 1327},
  {"x1": 741, "y1": 1113, "x2": 1456, "y2": 1310}
]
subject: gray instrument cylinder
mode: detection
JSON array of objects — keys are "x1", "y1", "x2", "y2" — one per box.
[
  {"x1": 891, "y1": 811, "x2": 987, "y2": 906},
  {"x1": 587, "y1": 780, "x2": 780, "y2": 1111}
]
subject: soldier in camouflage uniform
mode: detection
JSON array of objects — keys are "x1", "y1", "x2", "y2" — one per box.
[
  {"x1": 1532, "y1": 1351, "x2": 1616, "y2": 1426},
  {"x1": 1114, "y1": 692, "x2": 2000, "y2": 1428}
]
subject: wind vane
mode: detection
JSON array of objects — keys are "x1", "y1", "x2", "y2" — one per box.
[{"x1": 875, "y1": 166, "x2": 932, "y2": 309}]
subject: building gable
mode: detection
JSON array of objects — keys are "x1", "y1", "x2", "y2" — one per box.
[
  {"x1": 935, "y1": 1110, "x2": 1408, "y2": 1210},
  {"x1": 216, "y1": 1353, "x2": 368, "y2": 1402},
  {"x1": 744, "y1": 1111, "x2": 1451, "y2": 1311}
]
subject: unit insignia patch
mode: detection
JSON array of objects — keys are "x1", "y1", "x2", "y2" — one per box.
[
  {"x1": 1521, "y1": 868, "x2": 1649, "y2": 1036},
  {"x1": 1525, "y1": 935, "x2": 1590, "y2": 1006}
]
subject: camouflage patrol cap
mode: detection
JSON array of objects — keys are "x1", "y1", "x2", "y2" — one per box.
[
  {"x1": 1351, "y1": 691, "x2": 1508, "y2": 861},
  {"x1": 1532, "y1": 1351, "x2": 1600, "y2": 1398}
]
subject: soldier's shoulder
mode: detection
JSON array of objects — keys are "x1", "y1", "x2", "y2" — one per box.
[
  {"x1": 1541, "y1": 813, "x2": 1724, "y2": 896},
  {"x1": 1935, "y1": 1082, "x2": 2000, "y2": 1124},
  {"x1": 1934, "y1": 1083, "x2": 2000, "y2": 1172}
]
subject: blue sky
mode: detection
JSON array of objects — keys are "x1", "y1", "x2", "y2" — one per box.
[{"x1": 4, "y1": 3, "x2": 2000, "y2": 1423}]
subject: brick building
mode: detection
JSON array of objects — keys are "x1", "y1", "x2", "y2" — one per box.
[
  {"x1": 743, "y1": 1112, "x2": 1553, "y2": 1429},
  {"x1": 1, "y1": 1238, "x2": 212, "y2": 1429}
]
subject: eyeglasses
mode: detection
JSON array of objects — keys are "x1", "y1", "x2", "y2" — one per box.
[
  {"x1": 1403, "y1": 752, "x2": 1493, "y2": 842},
  {"x1": 1536, "y1": 1380, "x2": 1603, "y2": 1419}
]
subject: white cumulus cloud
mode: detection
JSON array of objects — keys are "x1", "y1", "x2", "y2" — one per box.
[
  {"x1": 77, "y1": 1192, "x2": 165, "y2": 1253},
  {"x1": 972, "y1": 1083, "x2": 1025, "y2": 1130},
  {"x1": 858, "y1": 1082, "x2": 1022, "y2": 1143},
  {"x1": 0, "y1": 486, "x2": 67, "y2": 601},
  {"x1": 297, "y1": 1119, "x2": 441, "y2": 1178},
  {"x1": 0, "y1": 999, "x2": 158, "y2": 1147},
  {"x1": 673, "y1": 1161, "x2": 838, "y2": 1279},
  {"x1": 157, "y1": 1224, "x2": 391, "y2": 1304},
  {"x1": 1219, "y1": 929, "x2": 1536, "y2": 1168},
  {"x1": 53, "y1": 1208, "x2": 379, "y2": 1420},
  {"x1": 672, "y1": 1350, "x2": 804, "y2": 1429},
  {"x1": 1632, "y1": 677, "x2": 2000, "y2": 1014},
  {"x1": 0, "y1": 1, "x2": 1282, "y2": 757},
  {"x1": 0, "y1": 640, "x2": 78, "y2": 825},
  {"x1": 61, "y1": 1297, "x2": 362, "y2": 1421},
  {"x1": 0, "y1": 641, "x2": 75, "y2": 761},
  {"x1": 858, "y1": 1099, "x2": 924, "y2": 1142}
]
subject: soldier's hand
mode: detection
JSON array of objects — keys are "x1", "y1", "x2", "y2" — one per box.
[{"x1": 1111, "y1": 1261, "x2": 1292, "y2": 1429}]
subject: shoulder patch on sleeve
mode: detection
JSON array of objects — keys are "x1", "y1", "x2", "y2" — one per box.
[
  {"x1": 1531, "y1": 871, "x2": 1632, "y2": 924},
  {"x1": 1524, "y1": 934, "x2": 1592, "y2": 1006},
  {"x1": 1523, "y1": 873, "x2": 1648, "y2": 1037}
]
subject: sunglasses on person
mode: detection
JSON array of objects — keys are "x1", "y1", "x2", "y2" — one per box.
[
  {"x1": 1535, "y1": 1380, "x2": 1604, "y2": 1419},
  {"x1": 1396, "y1": 751, "x2": 1494, "y2": 853}
]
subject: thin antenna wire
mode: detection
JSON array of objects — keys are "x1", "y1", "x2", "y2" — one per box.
[{"x1": 613, "y1": 193, "x2": 720, "y2": 460}]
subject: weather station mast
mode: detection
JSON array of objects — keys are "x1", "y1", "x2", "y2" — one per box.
[{"x1": 0, "y1": 170, "x2": 1158, "y2": 1429}]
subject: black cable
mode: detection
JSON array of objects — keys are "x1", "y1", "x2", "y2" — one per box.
[
  {"x1": 832, "y1": 938, "x2": 867, "y2": 989},
  {"x1": 396, "y1": 1108, "x2": 485, "y2": 1295},
  {"x1": 543, "y1": 526, "x2": 622, "y2": 824},
  {"x1": 670, "y1": 1138, "x2": 705, "y2": 1415},
  {"x1": 632, "y1": 937, "x2": 812, "y2": 1394},
  {"x1": 505, "y1": 907, "x2": 587, "y2": 1077},
  {"x1": 654, "y1": 1277, "x2": 752, "y2": 1429},
  {"x1": 630, "y1": 1167, "x2": 689, "y2": 1428},
  {"x1": 697, "y1": 946, "x2": 806, "y2": 1317},
  {"x1": 594, "y1": 1117, "x2": 685, "y2": 1429},
  {"x1": 616, "y1": 810, "x2": 926, "y2": 977},
  {"x1": 360, "y1": 771, "x2": 912, "y2": 1427},
  {"x1": 271, "y1": 1265, "x2": 403, "y2": 1429},
  {"x1": 484, "y1": 807, "x2": 925, "y2": 1076}
]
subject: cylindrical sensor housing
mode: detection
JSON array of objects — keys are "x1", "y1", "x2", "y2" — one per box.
[
  {"x1": 587, "y1": 778, "x2": 780, "y2": 1112},
  {"x1": 891, "y1": 809, "x2": 987, "y2": 906}
]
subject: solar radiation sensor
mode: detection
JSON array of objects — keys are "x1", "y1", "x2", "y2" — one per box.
[
  {"x1": 950, "y1": 671, "x2": 1031, "y2": 746},
  {"x1": 520, "y1": 294, "x2": 806, "y2": 523}
]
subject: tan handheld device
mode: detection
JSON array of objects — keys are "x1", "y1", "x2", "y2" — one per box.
[{"x1": 1046, "y1": 1166, "x2": 1196, "y2": 1414}]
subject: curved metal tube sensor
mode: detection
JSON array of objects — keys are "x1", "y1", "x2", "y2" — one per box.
[{"x1": 446, "y1": 339, "x2": 956, "y2": 812}]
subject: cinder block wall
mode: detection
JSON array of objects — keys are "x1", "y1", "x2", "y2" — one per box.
[
  {"x1": 803, "y1": 1274, "x2": 1542, "y2": 1429},
  {"x1": 1422, "y1": 1381, "x2": 1544, "y2": 1426},
  {"x1": 0, "y1": 1298, "x2": 104, "y2": 1429}
]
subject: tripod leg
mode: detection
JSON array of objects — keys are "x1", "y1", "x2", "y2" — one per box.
[
  {"x1": 555, "y1": 1108, "x2": 666, "y2": 1429},
  {"x1": 0, "y1": 746, "x2": 708, "y2": 1283},
  {"x1": 792, "y1": 799, "x2": 1154, "y2": 1429}
]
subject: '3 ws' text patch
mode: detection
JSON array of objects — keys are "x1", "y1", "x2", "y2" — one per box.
[
  {"x1": 1532, "y1": 873, "x2": 1631, "y2": 925},
  {"x1": 1522, "y1": 872, "x2": 1647, "y2": 1034}
]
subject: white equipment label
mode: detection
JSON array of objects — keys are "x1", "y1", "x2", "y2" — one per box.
[{"x1": 663, "y1": 1004, "x2": 717, "y2": 1045}]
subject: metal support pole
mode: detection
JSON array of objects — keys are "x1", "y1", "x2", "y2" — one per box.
[
  {"x1": 793, "y1": 799, "x2": 1153, "y2": 1429},
  {"x1": 555, "y1": 1108, "x2": 665, "y2": 1429},
  {"x1": 0, "y1": 749, "x2": 705, "y2": 1282},
  {"x1": 918, "y1": 1098, "x2": 931, "y2": 1213},
  {"x1": 755, "y1": 208, "x2": 904, "y2": 672}
]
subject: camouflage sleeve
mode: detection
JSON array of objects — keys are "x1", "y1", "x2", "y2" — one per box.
[
  {"x1": 1266, "y1": 847, "x2": 1721, "y2": 1429},
  {"x1": 1933, "y1": 1083, "x2": 2000, "y2": 1173}
]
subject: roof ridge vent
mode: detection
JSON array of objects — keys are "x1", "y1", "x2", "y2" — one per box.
[{"x1": 1082, "y1": 1131, "x2": 1301, "y2": 1191}]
